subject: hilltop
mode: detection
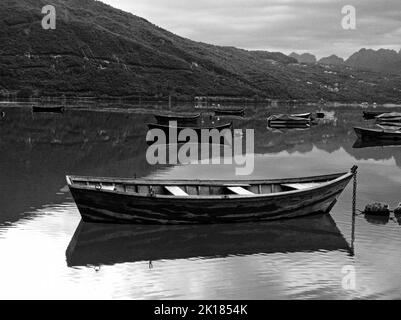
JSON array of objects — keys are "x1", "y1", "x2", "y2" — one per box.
[{"x1": 1, "y1": 0, "x2": 401, "y2": 103}]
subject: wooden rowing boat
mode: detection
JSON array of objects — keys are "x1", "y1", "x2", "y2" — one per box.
[
  {"x1": 32, "y1": 106, "x2": 65, "y2": 113},
  {"x1": 363, "y1": 110, "x2": 389, "y2": 119},
  {"x1": 267, "y1": 114, "x2": 311, "y2": 128},
  {"x1": 66, "y1": 214, "x2": 350, "y2": 266},
  {"x1": 291, "y1": 113, "x2": 312, "y2": 119},
  {"x1": 354, "y1": 127, "x2": 401, "y2": 141},
  {"x1": 194, "y1": 105, "x2": 245, "y2": 116},
  {"x1": 66, "y1": 167, "x2": 356, "y2": 225},
  {"x1": 153, "y1": 112, "x2": 200, "y2": 125}
]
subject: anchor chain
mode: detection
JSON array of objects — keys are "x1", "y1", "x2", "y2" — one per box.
[{"x1": 352, "y1": 167, "x2": 358, "y2": 216}]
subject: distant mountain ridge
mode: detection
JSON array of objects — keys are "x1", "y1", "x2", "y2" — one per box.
[
  {"x1": 318, "y1": 55, "x2": 345, "y2": 66},
  {"x1": 1, "y1": 0, "x2": 401, "y2": 103},
  {"x1": 290, "y1": 49, "x2": 401, "y2": 75},
  {"x1": 289, "y1": 52, "x2": 317, "y2": 64}
]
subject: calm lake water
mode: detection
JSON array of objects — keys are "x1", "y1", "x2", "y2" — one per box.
[{"x1": 1, "y1": 101, "x2": 401, "y2": 299}]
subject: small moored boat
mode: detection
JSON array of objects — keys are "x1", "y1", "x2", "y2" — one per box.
[
  {"x1": 32, "y1": 105, "x2": 65, "y2": 113},
  {"x1": 267, "y1": 114, "x2": 311, "y2": 128},
  {"x1": 213, "y1": 107, "x2": 245, "y2": 117},
  {"x1": 291, "y1": 113, "x2": 312, "y2": 119},
  {"x1": 354, "y1": 127, "x2": 401, "y2": 141},
  {"x1": 153, "y1": 112, "x2": 200, "y2": 125},
  {"x1": 363, "y1": 110, "x2": 389, "y2": 120},
  {"x1": 66, "y1": 167, "x2": 357, "y2": 225}
]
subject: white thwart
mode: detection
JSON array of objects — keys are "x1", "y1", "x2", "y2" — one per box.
[
  {"x1": 282, "y1": 183, "x2": 322, "y2": 190},
  {"x1": 165, "y1": 186, "x2": 189, "y2": 196},
  {"x1": 227, "y1": 186, "x2": 255, "y2": 196}
]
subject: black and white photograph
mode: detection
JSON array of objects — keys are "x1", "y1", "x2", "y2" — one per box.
[{"x1": 1, "y1": 0, "x2": 401, "y2": 303}]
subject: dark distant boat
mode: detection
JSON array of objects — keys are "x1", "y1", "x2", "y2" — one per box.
[
  {"x1": 267, "y1": 114, "x2": 311, "y2": 128},
  {"x1": 153, "y1": 112, "x2": 200, "y2": 125},
  {"x1": 213, "y1": 107, "x2": 245, "y2": 117},
  {"x1": 354, "y1": 127, "x2": 401, "y2": 141},
  {"x1": 363, "y1": 110, "x2": 389, "y2": 119},
  {"x1": 66, "y1": 167, "x2": 356, "y2": 224},
  {"x1": 291, "y1": 113, "x2": 312, "y2": 119},
  {"x1": 353, "y1": 138, "x2": 401, "y2": 149},
  {"x1": 194, "y1": 104, "x2": 245, "y2": 116},
  {"x1": 32, "y1": 105, "x2": 65, "y2": 113},
  {"x1": 66, "y1": 214, "x2": 351, "y2": 267}
]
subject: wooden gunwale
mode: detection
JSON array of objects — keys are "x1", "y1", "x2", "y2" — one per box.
[{"x1": 67, "y1": 172, "x2": 351, "y2": 200}]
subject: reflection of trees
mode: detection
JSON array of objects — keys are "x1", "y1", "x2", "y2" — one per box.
[{"x1": 0, "y1": 107, "x2": 163, "y2": 224}]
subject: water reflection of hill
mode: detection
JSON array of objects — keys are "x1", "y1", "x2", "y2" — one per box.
[{"x1": 0, "y1": 107, "x2": 164, "y2": 224}]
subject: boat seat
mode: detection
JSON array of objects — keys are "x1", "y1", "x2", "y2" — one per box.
[
  {"x1": 282, "y1": 183, "x2": 321, "y2": 190},
  {"x1": 227, "y1": 186, "x2": 255, "y2": 196},
  {"x1": 165, "y1": 186, "x2": 189, "y2": 196},
  {"x1": 100, "y1": 185, "x2": 116, "y2": 191}
]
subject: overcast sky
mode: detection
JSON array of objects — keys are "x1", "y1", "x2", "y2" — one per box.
[{"x1": 103, "y1": 0, "x2": 401, "y2": 59}]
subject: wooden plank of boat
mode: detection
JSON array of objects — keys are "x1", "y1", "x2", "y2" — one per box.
[
  {"x1": 32, "y1": 105, "x2": 65, "y2": 113},
  {"x1": 354, "y1": 127, "x2": 401, "y2": 141},
  {"x1": 375, "y1": 121, "x2": 401, "y2": 127},
  {"x1": 377, "y1": 118, "x2": 401, "y2": 124},
  {"x1": 376, "y1": 112, "x2": 401, "y2": 120},
  {"x1": 66, "y1": 167, "x2": 357, "y2": 225},
  {"x1": 66, "y1": 214, "x2": 351, "y2": 267}
]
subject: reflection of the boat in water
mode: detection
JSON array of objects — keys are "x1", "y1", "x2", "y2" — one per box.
[
  {"x1": 66, "y1": 214, "x2": 351, "y2": 267},
  {"x1": 353, "y1": 138, "x2": 401, "y2": 149}
]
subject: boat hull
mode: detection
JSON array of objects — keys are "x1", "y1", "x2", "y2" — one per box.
[
  {"x1": 363, "y1": 110, "x2": 388, "y2": 119},
  {"x1": 354, "y1": 127, "x2": 401, "y2": 141},
  {"x1": 69, "y1": 174, "x2": 353, "y2": 225},
  {"x1": 32, "y1": 106, "x2": 64, "y2": 113},
  {"x1": 154, "y1": 113, "x2": 200, "y2": 125},
  {"x1": 214, "y1": 108, "x2": 245, "y2": 117}
]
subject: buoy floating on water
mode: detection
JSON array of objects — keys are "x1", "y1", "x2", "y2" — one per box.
[{"x1": 364, "y1": 202, "x2": 390, "y2": 217}]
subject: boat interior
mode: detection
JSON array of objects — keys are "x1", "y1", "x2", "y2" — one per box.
[{"x1": 67, "y1": 173, "x2": 344, "y2": 197}]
